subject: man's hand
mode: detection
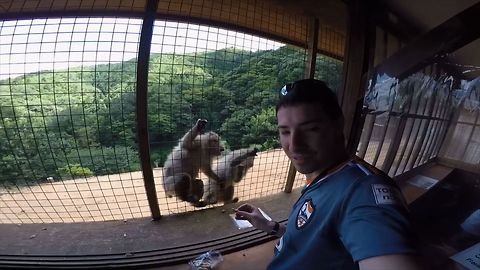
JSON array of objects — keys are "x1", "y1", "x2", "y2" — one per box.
[{"x1": 234, "y1": 204, "x2": 274, "y2": 233}]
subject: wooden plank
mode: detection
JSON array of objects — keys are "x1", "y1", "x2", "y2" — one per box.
[
  {"x1": 375, "y1": 2, "x2": 480, "y2": 79},
  {"x1": 436, "y1": 157, "x2": 480, "y2": 174},
  {"x1": 396, "y1": 162, "x2": 454, "y2": 204}
]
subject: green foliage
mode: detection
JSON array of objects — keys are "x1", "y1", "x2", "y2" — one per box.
[
  {"x1": 57, "y1": 164, "x2": 94, "y2": 179},
  {"x1": 314, "y1": 55, "x2": 343, "y2": 92},
  {"x1": 65, "y1": 147, "x2": 141, "y2": 175},
  {"x1": 0, "y1": 45, "x2": 342, "y2": 185},
  {"x1": 243, "y1": 107, "x2": 279, "y2": 150}
]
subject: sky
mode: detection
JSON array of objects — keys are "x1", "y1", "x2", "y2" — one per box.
[{"x1": 0, "y1": 17, "x2": 283, "y2": 81}]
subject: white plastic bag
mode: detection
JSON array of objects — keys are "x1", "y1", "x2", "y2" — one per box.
[{"x1": 189, "y1": 250, "x2": 223, "y2": 270}]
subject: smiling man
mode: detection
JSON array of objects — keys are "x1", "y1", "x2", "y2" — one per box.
[{"x1": 235, "y1": 79, "x2": 424, "y2": 270}]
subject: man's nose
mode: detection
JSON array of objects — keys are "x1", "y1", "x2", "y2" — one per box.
[{"x1": 289, "y1": 131, "x2": 306, "y2": 152}]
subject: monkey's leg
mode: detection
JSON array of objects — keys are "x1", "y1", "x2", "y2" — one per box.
[
  {"x1": 163, "y1": 176, "x2": 177, "y2": 198},
  {"x1": 204, "y1": 188, "x2": 218, "y2": 205},
  {"x1": 192, "y1": 180, "x2": 216, "y2": 208},
  {"x1": 173, "y1": 175, "x2": 192, "y2": 202},
  {"x1": 190, "y1": 179, "x2": 204, "y2": 202},
  {"x1": 223, "y1": 186, "x2": 238, "y2": 205}
]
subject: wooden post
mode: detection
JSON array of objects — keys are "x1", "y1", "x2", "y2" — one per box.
[
  {"x1": 340, "y1": 0, "x2": 372, "y2": 155},
  {"x1": 136, "y1": 0, "x2": 161, "y2": 220}
]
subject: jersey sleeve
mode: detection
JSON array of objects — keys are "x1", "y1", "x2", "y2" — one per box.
[{"x1": 338, "y1": 174, "x2": 418, "y2": 262}]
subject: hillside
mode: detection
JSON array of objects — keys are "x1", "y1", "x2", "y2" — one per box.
[{"x1": 0, "y1": 45, "x2": 342, "y2": 184}]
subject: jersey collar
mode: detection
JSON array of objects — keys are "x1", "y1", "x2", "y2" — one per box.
[{"x1": 303, "y1": 156, "x2": 355, "y2": 192}]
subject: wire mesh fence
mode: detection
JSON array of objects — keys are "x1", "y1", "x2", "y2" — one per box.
[
  {"x1": 357, "y1": 71, "x2": 455, "y2": 177},
  {"x1": 0, "y1": 15, "x2": 344, "y2": 223},
  {"x1": 0, "y1": 17, "x2": 148, "y2": 223},
  {"x1": 441, "y1": 91, "x2": 480, "y2": 165}
]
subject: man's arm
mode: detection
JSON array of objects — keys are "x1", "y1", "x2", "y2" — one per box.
[{"x1": 359, "y1": 254, "x2": 424, "y2": 270}]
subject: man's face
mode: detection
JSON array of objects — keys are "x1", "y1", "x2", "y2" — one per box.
[{"x1": 277, "y1": 104, "x2": 343, "y2": 180}]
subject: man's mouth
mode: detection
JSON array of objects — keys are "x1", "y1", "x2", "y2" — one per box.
[{"x1": 292, "y1": 155, "x2": 309, "y2": 163}]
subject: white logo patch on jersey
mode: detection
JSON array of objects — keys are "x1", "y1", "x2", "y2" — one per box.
[
  {"x1": 371, "y1": 184, "x2": 400, "y2": 205},
  {"x1": 296, "y1": 199, "x2": 315, "y2": 229}
]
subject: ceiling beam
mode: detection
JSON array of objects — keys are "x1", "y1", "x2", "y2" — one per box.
[
  {"x1": 374, "y1": 1, "x2": 480, "y2": 79},
  {"x1": 369, "y1": 1, "x2": 421, "y2": 43}
]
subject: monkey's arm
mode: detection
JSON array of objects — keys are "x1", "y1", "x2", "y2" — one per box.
[
  {"x1": 230, "y1": 148, "x2": 258, "y2": 167},
  {"x1": 202, "y1": 165, "x2": 222, "y2": 182},
  {"x1": 179, "y1": 119, "x2": 207, "y2": 149}
]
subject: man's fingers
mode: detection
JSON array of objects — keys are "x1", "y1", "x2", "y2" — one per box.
[
  {"x1": 235, "y1": 215, "x2": 248, "y2": 220},
  {"x1": 235, "y1": 211, "x2": 252, "y2": 220},
  {"x1": 236, "y1": 203, "x2": 254, "y2": 212}
]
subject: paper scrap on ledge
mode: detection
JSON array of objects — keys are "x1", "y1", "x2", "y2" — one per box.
[
  {"x1": 230, "y1": 208, "x2": 272, "y2": 229},
  {"x1": 450, "y1": 242, "x2": 480, "y2": 270},
  {"x1": 407, "y1": 175, "x2": 439, "y2": 190}
]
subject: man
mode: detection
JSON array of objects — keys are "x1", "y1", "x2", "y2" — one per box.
[{"x1": 235, "y1": 79, "x2": 423, "y2": 269}]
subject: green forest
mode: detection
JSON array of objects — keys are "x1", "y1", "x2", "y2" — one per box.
[{"x1": 0, "y1": 45, "x2": 342, "y2": 185}]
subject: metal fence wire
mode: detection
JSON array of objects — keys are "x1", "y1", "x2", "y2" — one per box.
[{"x1": 0, "y1": 16, "x2": 344, "y2": 223}]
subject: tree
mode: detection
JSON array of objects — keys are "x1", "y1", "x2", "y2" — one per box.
[{"x1": 0, "y1": 44, "x2": 343, "y2": 185}]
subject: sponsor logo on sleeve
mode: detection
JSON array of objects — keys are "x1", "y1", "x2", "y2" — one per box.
[
  {"x1": 296, "y1": 199, "x2": 315, "y2": 229},
  {"x1": 371, "y1": 184, "x2": 400, "y2": 205}
]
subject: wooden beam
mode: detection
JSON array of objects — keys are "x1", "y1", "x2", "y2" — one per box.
[
  {"x1": 375, "y1": 2, "x2": 480, "y2": 79},
  {"x1": 304, "y1": 18, "x2": 319, "y2": 79},
  {"x1": 341, "y1": 0, "x2": 373, "y2": 154},
  {"x1": 369, "y1": 1, "x2": 421, "y2": 42},
  {"x1": 136, "y1": 0, "x2": 161, "y2": 220}
]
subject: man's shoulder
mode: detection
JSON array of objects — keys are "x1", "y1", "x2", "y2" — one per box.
[
  {"x1": 340, "y1": 160, "x2": 408, "y2": 209},
  {"x1": 345, "y1": 158, "x2": 398, "y2": 186}
]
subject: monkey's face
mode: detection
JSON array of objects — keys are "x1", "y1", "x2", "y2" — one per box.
[{"x1": 205, "y1": 132, "x2": 224, "y2": 156}]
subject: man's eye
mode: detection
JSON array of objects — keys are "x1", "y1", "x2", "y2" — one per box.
[
  {"x1": 280, "y1": 130, "x2": 290, "y2": 135},
  {"x1": 301, "y1": 126, "x2": 320, "y2": 132}
]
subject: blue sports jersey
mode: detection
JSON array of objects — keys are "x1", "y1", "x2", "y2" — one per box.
[{"x1": 267, "y1": 159, "x2": 418, "y2": 270}]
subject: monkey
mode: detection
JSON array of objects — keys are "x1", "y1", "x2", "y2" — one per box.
[
  {"x1": 193, "y1": 147, "x2": 258, "y2": 207},
  {"x1": 162, "y1": 119, "x2": 225, "y2": 204}
]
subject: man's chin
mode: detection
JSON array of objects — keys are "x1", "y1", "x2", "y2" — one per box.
[{"x1": 292, "y1": 164, "x2": 314, "y2": 175}]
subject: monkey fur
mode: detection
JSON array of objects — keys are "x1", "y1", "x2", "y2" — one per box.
[
  {"x1": 193, "y1": 147, "x2": 258, "y2": 207},
  {"x1": 162, "y1": 119, "x2": 224, "y2": 204}
]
